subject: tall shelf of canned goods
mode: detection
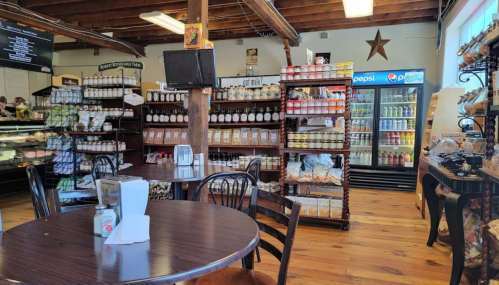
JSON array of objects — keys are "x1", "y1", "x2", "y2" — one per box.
[{"x1": 279, "y1": 78, "x2": 351, "y2": 231}]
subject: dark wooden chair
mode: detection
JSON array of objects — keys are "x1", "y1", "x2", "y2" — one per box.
[
  {"x1": 185, "y1": 191, "x2": 301, "y2": 285},
  {"x1": 47, "y1": 188, "x2": 98, "y2": 214},
  {"x1": 192, "y1": 172, "x2": 257, "y2": 211},
  {"x1": 91, "y1": 155, "x2": 116, "y2": 183},
  {"x1": 26, "y1": 165, "x2": 51, "y2": 218},
  {"x1": 246, "y1": 158, "x2": 261, "y2": 182}
]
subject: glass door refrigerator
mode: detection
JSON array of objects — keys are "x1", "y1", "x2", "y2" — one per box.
[{"x1": 350, "y1": 69, "x2": 425, "y2": 191}]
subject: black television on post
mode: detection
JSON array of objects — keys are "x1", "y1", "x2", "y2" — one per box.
[
  {"x1": 163, "y1": 49, "x2": 216, "y2": 89},
  {"x1": 0, "y1": 20, "x2": 54, "y2": 74}
]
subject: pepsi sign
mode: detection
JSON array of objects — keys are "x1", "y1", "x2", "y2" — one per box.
[{"x1": 352, "y1": 69, "x2": 425, "y2": 86}]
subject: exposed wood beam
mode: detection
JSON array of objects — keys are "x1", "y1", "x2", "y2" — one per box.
[
  {"x1": 24, "y1": 0, "x2": 84, "y2": 7},
  {"x1": 0, "y1": 3, "x2": 146, "y2": 56},
  {"x1": 283, "y1": 39, "x2": 292, "y2": 66},
  {"x1": 241, "y1": 0, "x2": 298, "y2": 46}
]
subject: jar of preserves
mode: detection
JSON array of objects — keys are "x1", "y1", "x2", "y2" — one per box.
[
  {"x1": 287, "y1": 140, "x2": 295, "y2": 148},
  {"x1": 294, "y1": 140, "x2": 301, "y2": 148},
  {"x1": 287, "y1": 132, "x2": 295, "y2": 140},
  {"x1": 316, "y1": 132, "x2": 324, "y2": 140},
  {"x1": 309, "y1": 141, "x2": 316, "y2": 149},
  {"x1": 302, "y1": 140, "x2": 309, "y2": 149},
  {"x1": 309, "y1": 132, "x2": 316, "y2": 140},
  {"x1": 301, "y1": 132, "x2": 309, "y2": 140},
  {"x1": 337, "y1": 132, "x2": 345, "y2": 140}
]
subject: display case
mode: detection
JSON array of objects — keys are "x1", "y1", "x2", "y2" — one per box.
[{"x1": 0, "y1": 120, "x2": 54, "y2": 194}]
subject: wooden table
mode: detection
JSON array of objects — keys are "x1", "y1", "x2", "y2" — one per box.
[
  {"x1": 0, "y1": 200, "x2": 259, "y2": 285},
  {"x1": 420, "y1": 156, "x2": 484, "y2": 285},
  {"x1": 119, "y1": 164, "x2": 233, "y2": 200}
]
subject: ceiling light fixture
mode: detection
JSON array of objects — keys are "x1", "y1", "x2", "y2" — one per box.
[
  {"x1": 342, "y1": 0, "x2": 373, "y2": 18},
  {"x1": 139, "y1": 11, "x2": 185, "y2": 34}
]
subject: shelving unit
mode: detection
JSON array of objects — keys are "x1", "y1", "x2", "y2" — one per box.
[{"x1": 279, "y1": 78, "x2": 351, "y2": 230}]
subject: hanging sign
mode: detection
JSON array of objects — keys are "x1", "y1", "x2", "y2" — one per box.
[
  {"x1": 98, "y1": 61, "x2": 144, "y2": 72},
  {"x1": 124, "y1": 93, "x2": 144, "y2": 106},
  {"x1": 220, "y1": 76, "x2": 280, "y2": 88}
]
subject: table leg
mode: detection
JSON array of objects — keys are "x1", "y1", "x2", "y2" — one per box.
[
  {"x1": 172, "y1": 182, "x2": 183, "y2": 200},
  {"x1": 445, "y1": 192, "x2": 469, "y2": 285},
  {"x1": 242, "y1": 249, "x2": 255, "y2": 270},
  {"x1": 422, "y1": 173, "x2": 440, "y2": 246}
]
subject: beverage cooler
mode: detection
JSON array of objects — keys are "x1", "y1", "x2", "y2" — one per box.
[{"x1": 349, "y1": 69, "x2": 424, "y2": 191}]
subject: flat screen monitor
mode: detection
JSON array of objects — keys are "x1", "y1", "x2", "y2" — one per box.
[
  {"x1": 0, "y1": 20, "x2": 54, "y2": 74},
  {"x1": 163, "y1": 49, "x2": 216, "y2": 89}
]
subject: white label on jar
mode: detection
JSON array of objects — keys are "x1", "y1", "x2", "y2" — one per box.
[
  {"x1": 272, "y1": 113, "x2": 279, "y2": 121},
  {"x1": 170, "y1": 115, "x2": 176, "y2": 123},
  {"x1": 218, "y1": 114, "x2": 225, "y2": 122},
  {"x1": 184, "y1": 115, "x2": 189, "y2": 122},
  {"x1": 165, "y1": 115, "x2": 170, "y2": 123},
  {"x1": 169, "y1": 94, "x2": 175, "y2": 101},
  {"x1": 225, "y1": 114, "x2": 232, "y2": 122},
  {"x1": 177, "y1": 115, "x2": 183, "y2": 123},
  {"x1": 153, "y1": 93, "x2": 159, "y2": 102},
  {"x1": 248, "y1": 113, "x2": 256, "y2": 122},
  {"x1": 211, "y1": 114, "x2": 218, "y2": 122},
  {"x1": 241, "y1": 114, "x2": 248, "y2": 122},
  {"x1": 233, "y1": 114, "x2": 239, "y2": 122},
  {"x1": 153, "y1": 114, "x2": 159, "y2": 122}
]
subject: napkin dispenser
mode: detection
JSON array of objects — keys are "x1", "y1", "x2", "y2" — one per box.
[
  {"x1": 100, "y1": 175, "x2": 148, "y2": 221},
  {"x1": 174, "y1": 145, "x2": 193, "y2": 166}
]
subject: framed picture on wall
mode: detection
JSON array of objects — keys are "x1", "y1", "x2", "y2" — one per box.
[{"x1": 246, "y1": 48, "x2": 258, "y2": 65}]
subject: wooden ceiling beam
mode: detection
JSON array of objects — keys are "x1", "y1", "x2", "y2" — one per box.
[
  {"x1": 238, "y1": 0, "x2": 298, "y2": 46},
  {"x1": 24, "y1": 0, "x2": 84, "y2": 8},
  {"x1": 0, "y1": 4, "x2": 146, "y2": 56}
]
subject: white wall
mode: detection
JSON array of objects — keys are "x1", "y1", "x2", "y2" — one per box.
[{"x1": 53, "y1": 22, "x2": 438, "y2": 119}]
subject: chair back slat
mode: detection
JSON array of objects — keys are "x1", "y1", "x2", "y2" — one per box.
[
  {"x1": 249, "y1": 190, "x2": 301, "y2": 285},
  {"x1": 258, "y1": 238, "x2": 283, "y2": 261},
  {"x1": 256, "y1": 221, "x2": 286, "y2": 244},
  {"x1": 26, "y1": 166, "x2": 50, "y2": 218},
  {"x1": 48, "y1": 189, "x2": 98, "y2": 214},
  {"x1": 257, "y1": 205, "x2": 289, "y2": 227},
  {"x1": 91, "y1": 155, "x2": 116, "y2": 183},
  {"x1": 193, "y1": 172, "x2": 257, "y2": 211},
  {"x1": 246, "y1": 158, "x2": 261, "y2": 181}
]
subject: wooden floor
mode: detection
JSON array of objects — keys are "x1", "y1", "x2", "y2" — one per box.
[{"x1": 0, "y1": 189, "x2": 477, "y2": 285}]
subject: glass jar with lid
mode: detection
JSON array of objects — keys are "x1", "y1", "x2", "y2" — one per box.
[
  {"x1": 287, "y1": 132, "x2": 295, "y2": 140},
  {"x1": 287, "y1": 140, "x2": 295, "y2": 148},
  {"x1": 316, "y1": 132, "x2": 324, "y2": 140},
  {"x1": 294, "y1": 140, "x2": 302, "y2": 148},
  {"x1": 301, "y1": 132, "x2": 309, "y2": 140},
  {"x1": 302, "y1": 140, "x2": 309, "y2": 149},
  {"x1": 309, "y1": 132, "x2": 316, "y2": 140},
  {"x1": 309, "y1": 140, "x2": 316, "y2": 149},
  {"x1": 272, "y1": 157, "x2": 280, "y2": 170},
  {"x1": 337, "y1": 132, "x2": 345, "y2": 141}
]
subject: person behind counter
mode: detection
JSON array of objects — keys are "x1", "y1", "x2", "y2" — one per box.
[
  {"x1": 11, "y1": 97, "x2": 26, "y2": 112},
  {"x1": 0, "y1": 96, "x2": 13, "y2": 117}
]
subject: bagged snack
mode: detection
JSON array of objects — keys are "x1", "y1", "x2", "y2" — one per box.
[
  {"x1": 312, "y1": 164, "x2": 329, "y2": 182},
  {"x1": 76, "y1": 111, "x2": 90, "y2": 131},
  {"x1": 297, "y1": 167, "x2": 313, "y2": 182},
  {"x1": 325, "y1": 168, "x2": 342, "y2": 184},
  {"x1": 463, "y1": 211, "x2": 482, "y2": 268},
  {"x1": 285, "y1": 161, "x2": 301, "y2": 181},
  {"x1": 88, "y1": 112, "x2": 106, "y2": 132}
]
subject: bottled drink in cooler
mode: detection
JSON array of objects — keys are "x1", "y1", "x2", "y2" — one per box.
[
  {"x1": 360, "y1": 120, "x2": 365, "y2": 132},
  {"x1": 410, "y1": 133, "x2": 415, "y2": 145},
  {"x1": 369, "y1": 134, "x2": 373, "y2": 146},
  {"x1": 365, "y1": 120, "x2": 371, "y2": 132},
  {"x1": 410, "y1": 152, "x2": 414, "y2": 162},
  {"x1": 360, "y1": 152, "x2": 365, "y2": 165},
  {"x1": 357, "y1": 92, "x2": 363, "y2": 103},
  {"x1": 388, "y1": 152, "x2": 393, "y2": 165},
  {"x1": 387, "y1": 119, "x2": 392, "y2": 130},
  {"x1": 386, "y1": 132, "x2": 391, "y2": 145},
  {"x1": 398, "y1": 106, "x2": 403, "y2": 117},
  {"x1": 382, "y1": 151, "x2": 387, "y2": 165},
  {"x1": 402, "y1": 120, "x2": 408, "y2": 130},
  {"x1": 404, "y1": 153, "x2": 411, "y2": 164},
  {"x1": 378, "y1": 151, "x2": 382, "y2": 165},
  {"x1": 381, "y1": 120, "x2": 386, "y2": 130},
  {"x1": 408, "y1": 105, "x2": 414, "y2": 117},
  {"x1": 403, "y1": 106, "x2": 408, "y2": 117},
  {"x1": 387, "y1": 107, "x2": 393, "y2": 117},
  {"x1": 394, "y1": 132, "x2": 400, "y2": 145},
  {"x1": 400, "y1": 133, "x2": 405, "y2": 145},
  {"x1": 392, "y1": 106, "x2": 398, "y2": 117}
]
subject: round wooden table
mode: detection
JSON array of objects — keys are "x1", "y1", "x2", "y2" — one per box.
[
  {"x1": 0, "y1": 200, "x2": 259, "y2": 285},
  {"x1": 119, "y1": 165, "x2": 234, "y2": 200}
]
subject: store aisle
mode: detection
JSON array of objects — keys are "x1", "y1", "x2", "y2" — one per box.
[{"x1": 0, "y1": 189, "x2": 474, "y2": 285}]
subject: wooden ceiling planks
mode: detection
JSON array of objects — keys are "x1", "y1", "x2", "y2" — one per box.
[{"x1": 20, "y1": 0, "x2": 443, "y2": 51}]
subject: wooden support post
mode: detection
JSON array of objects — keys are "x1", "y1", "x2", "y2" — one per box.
[
  {"x1": 283, "y1": 39, "x2": 292, "y2": 66},
  {"x1": 187, "y1": 0, "x2": 209, "y2": 202}
]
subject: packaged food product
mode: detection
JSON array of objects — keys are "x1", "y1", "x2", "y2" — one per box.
[
  {"x1": 250, "y1": 128, "x2": 260, "y2": 145},
  {"x1": 154, "y1": 129, "x2": 165, "y2": 144},
  {"x1": 172, "y1": 129, "x2": 181, "y2": 144},
  {"x1": 285, "y1": 161, "x2": 301, "y2": 180},
  {"x1": 312, "y1": 164, "x2": 329, "y2": 182},
  {"x1": 269, "y1": 130, "x2": 279, "y2": 146},
  {"x1": 222, "y1": 129, "x2": 232, "y2": 145},
  {"x1": 241, "y1": 128, "x2": 250, "y2": 145},
  {"x1": 306, "y1": 197, "x2": 318, "y2": 217},
  {"x1": 297, "y1": 167, "x2": 313, "y2": 182},
  {"x1": 184, "y1": 23, "x2": 203, "y2": 49},
  {"x1": 207, "y1": 129, "x2": 213, "y2": 144},
  {"x1": 330, "y1": 198, "x2": 343, "y2": 218},
  {"x1": 213, "y1": 130, "x2": 222, "y2": 145},
  {"x1": 259, "y1": 129, "x2": 269, "y2": 145},
  {"x1": 143, "y1": 130, "x2": 148, "y2": 142},
  {"x1": 318, "y1": 198, "x2": 330, "y2": 218},
  {"x1": 325, "y1": 168, "x2": 343, "y2": 184},
  {"x1": 181, "y1": 129, "x2": 188, "y2": 144},
  {"x1": 232, "y1": 129, "x2": 241, "y2": 145},
  {"x1": 164, "y1": 129, "x2": 173, "y2": 144},
  {"x1": 295, "y1": 196, "x2": 308, "y2": 216},
  {"x1": 146, "y1": 129, "x2": 156, "y2": 144}
]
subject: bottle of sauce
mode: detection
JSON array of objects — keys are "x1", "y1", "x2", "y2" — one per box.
[
  {"x1": 241, "y1": 108, "x2": 249, "y2": 123},
  {"x1": 228, "y1": 86, "x2": 236, "y2": 100},
  {"x1": 146, "y1": 90, "x2": 152, "y2": 102},
  {"x1": 223, "y1": 88, "x2": 228, "y2": 100},
  {"x1": 146, "y1": 109, "x2": 153, "y2": 123},
  {"x1": 211, "y1": 110, "x2": 218, "y2": 123},
  {"x1": 232, "y1": 109, "x2": 240, "y2": 123},
  {"x1": 272, "y1": 107, "x2": 280, "y2": 122},
  {"x1": 264, "y1": 107, "x2": 272, "y2": 122},
  {"x1": 256, "y1": 108, "x2": 264, "y2": 122},
  {"x1": 170, "y1": 110, "x2": 177, "y2": 123},
  {"x1": 225, "y1": 109, "x2": 232, "y2": 123},
  {"x1": 218, "y1": 109, "x2": 225, "y2": 123},
  {"x1": 184, "y1": 110, "x2": 189, "y2": 123},
  {"x1": 248, "y1": 108, "x2": 256, "y2": 123},
  {"x1": 164, "y1": 111, "x2": 170, "y2": 123},
  {"x1": 152, "y1": 110, "x2": 159, "y2": 123},
  {"x1": 159, "y1": 110, "x2": 165, "y2": 123},
  {"x1": 261, "y1": 84, "x2": 269, "y2": 99},
  {"x1": 177, "y1": 110, "x2": 184, "y2": 123}
]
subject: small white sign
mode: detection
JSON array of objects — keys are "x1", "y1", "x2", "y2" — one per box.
[
  {"x1": 404, "y1": 162, "x2": 414, "y2": 167},
  {"x1": 220, "y1": 76, "x2": 280, "y2": 88},
  {"x1": 124, "y1": 93, "x2": 144, "y2": 106}
]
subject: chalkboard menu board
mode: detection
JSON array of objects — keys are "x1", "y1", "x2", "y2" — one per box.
[{"x1": 0, "y1": 20, "x2": 54, "y2": 74}]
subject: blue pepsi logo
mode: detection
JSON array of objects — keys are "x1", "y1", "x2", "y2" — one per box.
[{"x1": 387, "y1": 73, "x2": 397, "y2": 82}]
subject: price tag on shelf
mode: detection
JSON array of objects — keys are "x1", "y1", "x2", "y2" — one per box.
[
  {"x1": 124, "y1": 93, "x2": 144, "y2": 106},
  {"x1": 404, "y1": 162, "x2": 414, "y2": 167},
  {"x1": 324, "y1": 118, "x2": 333, "y2": 127}
]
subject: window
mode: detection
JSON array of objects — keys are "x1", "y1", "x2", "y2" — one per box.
[{"x1": 459, "y1": 0, "x2": 498, "y2": 91}]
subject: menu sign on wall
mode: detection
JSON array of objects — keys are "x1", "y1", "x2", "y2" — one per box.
[{"x1": 0, "y1": 20, "x2": 54, "y2": 74}]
